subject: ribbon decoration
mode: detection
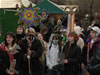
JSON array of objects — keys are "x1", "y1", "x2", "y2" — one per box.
[{"x1": 67, "y1": 13, "x2": 75, "y2": 35}]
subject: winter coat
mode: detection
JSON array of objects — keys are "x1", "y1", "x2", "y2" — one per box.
[
  {"x1": 0, "y1": 49, "x2": 8, "y2": 75},
  {"x1": 61, "y1": 42, "x2": 81, "y2": 75},
  {"x1": 20, "y1": 37, "x2": 43, "y2": 75},
  {"x1": 0, "y1": 43, "x2": 22, "y2": 75},
  {"x1": 88, "y1": 44, "x2": 100, "y2": 75},
  {"x1": 82, "y1": 37, "x2": 100, "y2": 66}
]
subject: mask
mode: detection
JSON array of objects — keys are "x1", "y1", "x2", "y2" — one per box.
[
  {"x1": 28, "y1": 34, "x2": 34, "y2": 40},
  {"x1": 52, "y1": 40, "x2": 58, "y2": 45}
]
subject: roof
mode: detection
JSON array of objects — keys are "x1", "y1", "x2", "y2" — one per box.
[{"x1": 34, "y1": 0, "x2": 65, "y2": 14}]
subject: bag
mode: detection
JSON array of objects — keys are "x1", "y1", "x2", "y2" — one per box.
[{"x1": 53, "y1": 64, "x2": 64, "y2": 71}]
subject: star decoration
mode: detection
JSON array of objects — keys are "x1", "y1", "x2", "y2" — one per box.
[{"x1": 17, "y1": 5, "x2": 41, "y2": 26}]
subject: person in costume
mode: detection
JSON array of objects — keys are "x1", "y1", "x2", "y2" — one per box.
[
  {"x1": 60, "y1": 32, "x2": 81, "y2": 75},
  {"x1": 82, "y1": 26, "x2": 100, "y2": 75},
  {"x1": 0, "y1": 32, "x2": 22, "y2": 75},
  {"x1": 88, "y1": 43, "x2": 100, "y2": 75},
  {"x1": 20, "y1": 28, "x2": 43, "y2": 75},
  {"x1": 46, "y1": 34, "x2": 62, "y2": 75}
]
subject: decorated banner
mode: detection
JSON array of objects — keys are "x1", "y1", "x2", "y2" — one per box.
[
  {"x1": 67, "y1": 14, "x2": 71, "y2": 36},
  {"x1": 17, "y1": 4, "x2": 41, "y2": 27},
  {"x1": 70, "y1": 14, "x2": 75, "y2": 32},
  {"x1": 67, "y1": 13, "x2": 75, "y2": 35}
]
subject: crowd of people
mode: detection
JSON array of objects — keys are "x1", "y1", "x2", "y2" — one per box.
[{"x1": 0, "y1": 9, "x2": 100, "y2": 75}]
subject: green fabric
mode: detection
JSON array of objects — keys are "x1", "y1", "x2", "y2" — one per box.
[
  {"x1": 0, "y1": 9, "x2": 19, "y2": 43},
  {"x1": 34, "y1": 0, "x2": 65, "y2": 14},
  {"x1": 62, "y1": 36, "x2": 66, "y2": 43}
]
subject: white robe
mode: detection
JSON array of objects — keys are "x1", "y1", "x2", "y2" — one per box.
[{"x1": 46, "y1": 44, "x2": 59, "y2": 69}]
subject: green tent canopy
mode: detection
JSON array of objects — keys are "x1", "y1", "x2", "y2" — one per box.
[{"x1": 34, "y1": 0, "x2": 65, "y2": 14}]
